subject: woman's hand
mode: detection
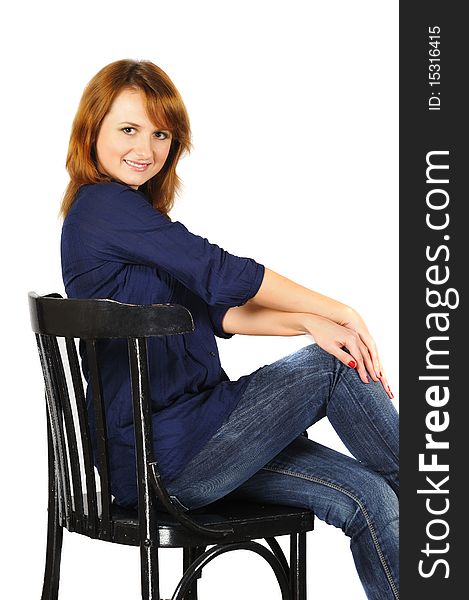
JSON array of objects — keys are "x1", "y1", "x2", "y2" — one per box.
[
  {"x1": 304, "y1": 313, "x2": 394, "y2": 399},
  {"x1": 248, "y1": 268, "x2": 393, "y2": 399}
]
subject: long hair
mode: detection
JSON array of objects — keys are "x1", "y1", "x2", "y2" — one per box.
[{"x1": 60, "y1": 59, "x2": 191, "y2": 219}]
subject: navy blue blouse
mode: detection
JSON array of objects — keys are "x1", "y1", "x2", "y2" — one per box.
[{"x1": 61, "y1": 182, "x2": 265, "y2": 506}]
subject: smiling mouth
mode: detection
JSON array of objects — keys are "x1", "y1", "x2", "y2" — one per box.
[{"x1": 124, "y1": 159, "x2": 151, "y2": 172}]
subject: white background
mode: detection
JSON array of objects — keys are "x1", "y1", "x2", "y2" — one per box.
[{"x1": 1, "y1": 1, "x2": 398, "y2": 598}]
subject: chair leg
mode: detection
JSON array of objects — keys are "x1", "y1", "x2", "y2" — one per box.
[
  {"x1": 290, "y1": 532, "x2": 307, "y2": 600},
  {"x1": 41, "y1": 481, "x2": 63, "y2": 600},
  {"x1": 182, "y1": 546, "x2": 206, "y2": 599},
  {"x1": 139, "y1": 541, "x2": 161, "y2": 600}
]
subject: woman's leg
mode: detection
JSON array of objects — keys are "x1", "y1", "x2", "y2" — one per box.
[
  {"x1": 226, "y1": 436, "x2": 399, "y2": 600},
  {"x1": 166, "y1": 343, "x2": 399, "y2": 598}
]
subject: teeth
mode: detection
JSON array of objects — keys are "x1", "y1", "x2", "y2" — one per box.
[{"x1": 125, "y1": 159, "x2": 149, "y2": 169}]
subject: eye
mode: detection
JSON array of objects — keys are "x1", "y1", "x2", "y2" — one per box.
[
  {"x1": 154, "y1": 130, "x2": 171, "y2": 140},
  {"x1": 121, "y1": 127, "x2": 136, "y2": 135}
]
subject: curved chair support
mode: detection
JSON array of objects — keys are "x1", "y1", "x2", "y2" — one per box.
[
  {"x1": 265, "y1": 536, "x2": 290, "y2": 581},
  {"x1": 171, "y1": 540, "x2": 291, "y2": 600},
  {"x1": 149, "y1": 463, "x2": 235, "y2": 539}
]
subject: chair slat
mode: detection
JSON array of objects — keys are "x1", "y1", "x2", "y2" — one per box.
[
  {"x1": 85, "y1": 339, "x2": 113, "y2": 539},
  {"x1": 45, "y1": 398, "x2": 66, "y2": 528},
  {"x1": 65, "y1": 337, "x2": 99, "y2": 535},
  {"x1": 52, "y1": 337, "x2": 85, "y2": 526},
  {"x1": 48, "y1": 337, "x2": 75, "y2": 530},
  {"x1": 37, "y1": 335, "x2": 73, "y2": 529}
]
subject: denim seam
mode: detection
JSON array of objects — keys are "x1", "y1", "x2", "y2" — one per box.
[
  {"x1": 340, "y1": 377, "x2": 399, "y2": 465},
  {"x1": 261, "y1": 465, "x2": 399, "y2": 600}
]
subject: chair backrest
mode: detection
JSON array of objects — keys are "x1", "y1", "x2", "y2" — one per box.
[{"x1": 28, "y1": 292, "x2": 194, "y2": 540}]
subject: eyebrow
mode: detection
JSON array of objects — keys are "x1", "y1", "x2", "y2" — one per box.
[{"x1": 118, "y1": 121, "x2": 170, "y2": 130}]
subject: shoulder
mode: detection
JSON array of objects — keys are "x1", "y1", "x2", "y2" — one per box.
[
  {"x1": 64, "y1": 182, "x2": 175, "y2": 237},
  {"x1": 67, "y1": 182, "x2": 157, "y2": 222},
  {"x1": 74, "y1": 182, "x2": 142, "y2": 207}
]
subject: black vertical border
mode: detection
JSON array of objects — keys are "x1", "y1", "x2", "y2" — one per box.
[{"x1": 400, "y1": 2, "x2": 466, "y2": 598}]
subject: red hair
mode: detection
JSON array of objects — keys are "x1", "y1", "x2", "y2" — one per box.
[{"x1": 60, "y1": 59, "x2": 191, "y2": 219}]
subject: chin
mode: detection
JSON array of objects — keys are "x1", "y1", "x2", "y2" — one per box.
[{"x1": 121, "y1": 176, "x2": 149, "y2": 188}]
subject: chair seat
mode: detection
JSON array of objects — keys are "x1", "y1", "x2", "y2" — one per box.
[{"x1": 111, "y1": 498, "x2": 314, "y2": 548}]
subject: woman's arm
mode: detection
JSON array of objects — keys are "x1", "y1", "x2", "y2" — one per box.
[
  {"x1": 222, "y1": 304, "x2": 312, "y2": 337},
  {"x1": 251, "y1": 268, "x2": 378, "y2": 366},
  {"x1": 250, "y1": 267, "x2": 352, "y2": 323},
  {"x1": 223, "y1": 302, "x2": 393, "y2": 399},
  {"x1": 241, "y1": 267, "x2": 393, "y2": 398}
]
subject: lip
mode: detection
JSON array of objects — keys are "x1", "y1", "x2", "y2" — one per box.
[{"x1": 123, "y1": 159, "x2": 151, "y2": 172}]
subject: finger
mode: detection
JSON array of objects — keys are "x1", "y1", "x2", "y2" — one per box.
[
  {"x1": 376, "y1": 357, "x2": 383, "y2": 380},
  {"x1": 379, "y1": 368, "x2": 394, "y2": 399},
  {"x1": 345, "y1": 334, "x2": 372, "y2": 384},
  {"x1": 340, "y1": 331, "x2": 370, "y2": 383},
  {"x1": 341, "y1": 342, "x2": 370, "y2": 384},
  {"x1": 333, "y1": 346, "x2": 362, "y2": 371},
  {"x1": 357, "y1": 333, "x2": 381, "y2": 381},
  {"x1": 370, "y1": 347, "x2": 382, "y2": 381},
  {"x1": 354, "y1": 351, "x2": 370, "y2": 384},
  {"x1": 360, "y1": 344, "x2": 380, "y2": 382}
]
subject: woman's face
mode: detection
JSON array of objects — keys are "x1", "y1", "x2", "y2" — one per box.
[{"x1": 96, "y1": 88, "x2": 172, "y2": 189}]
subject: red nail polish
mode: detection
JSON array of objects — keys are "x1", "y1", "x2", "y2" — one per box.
[
  {"x1": 348, "y1": 360, "x2": 356, "y2": 368},
  {"x1": 379, "y1": 371, "x2": 383, "y2": 378}
]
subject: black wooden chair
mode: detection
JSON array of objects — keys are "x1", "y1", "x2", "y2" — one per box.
[{"x1": 28, "y1": 291, "x2": 314, "y2": 600}]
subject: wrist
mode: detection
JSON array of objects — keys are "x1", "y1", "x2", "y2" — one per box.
[
  {"x1": 336, "y1": 304, "x2": 356, "y2": 325},
  {"x1": 298, "y1": 313, "x2": 325, "y2": 335}
]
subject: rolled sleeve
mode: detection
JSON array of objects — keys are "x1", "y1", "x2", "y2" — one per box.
[
  {"x1": 68, "y1": 182, "x2": 265, "y2": 307},
  {"x1": 208, "y1": 304, "x2": 234, "y2": 339}
]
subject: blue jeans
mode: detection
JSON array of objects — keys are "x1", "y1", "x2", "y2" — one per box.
[{"x1": 166, "y1": 344, "x2": 399, "y2": 600}]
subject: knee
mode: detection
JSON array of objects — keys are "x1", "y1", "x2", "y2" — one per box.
[
  {"x1": 343, "y1": 477, "x2": 398, "y2": 541},
  {"x1": 302, "y1": 343, "x2": 340, "y2": 371},
  {"x1": 304, "y1": 343, "x2": 353, "y2": 378}
]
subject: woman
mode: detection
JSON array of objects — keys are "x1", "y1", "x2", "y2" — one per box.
[{"x1": 60, "y1": 59, "x2": 399, "y2": 600}]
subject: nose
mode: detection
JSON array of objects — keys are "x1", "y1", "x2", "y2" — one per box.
[{"x1": 133, "y1": 135, "x2": 152, "y2": 159}]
